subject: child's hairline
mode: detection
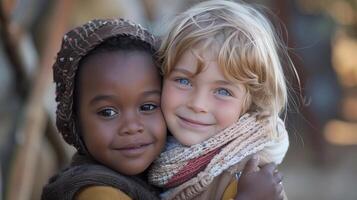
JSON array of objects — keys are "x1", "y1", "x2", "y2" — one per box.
[
  {"x1": 76, "y1": 34, "x2": 159, "y2": 72},
  {"x1": 73, "y1": 34, "x2": 161, "y2": 119}
]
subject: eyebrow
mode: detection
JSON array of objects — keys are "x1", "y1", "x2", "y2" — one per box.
[
  {"x1": 172, "y1": 68, "x2": 195, "y2": 76},
  {"x1": 215, "y1": 80, "x2": 243, "y2": 91},
  {"x1": 173, "y1": 68, "x2": 241, "y2": 87},
  {"x1": 215, "y1": 80, "x2": 235, "y2": 86}
]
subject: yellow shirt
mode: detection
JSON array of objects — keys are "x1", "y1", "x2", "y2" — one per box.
[
  {"x1": 75, "y1": 186, "x2": 132, "y2": 200},
  {"x1": 222, "y1": 179, "x2": 238, "y2": 200}
]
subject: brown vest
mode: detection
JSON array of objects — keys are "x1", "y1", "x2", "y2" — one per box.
[{"x1": 41, "y1": 153, "x2": 160, "y2": 200}]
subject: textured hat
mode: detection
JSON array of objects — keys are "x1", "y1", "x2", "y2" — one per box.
[{"x1": 53, "y1": 18, "x2": 159, "y2": 153}]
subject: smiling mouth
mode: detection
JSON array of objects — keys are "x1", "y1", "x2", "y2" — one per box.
[
  {"x1": 178, "y1": 116, "x2": 213, "y2": 128},
  {"x1": 114, "y1": 142, "x2": 153, "y2": 157},
  {"x1": 117, "y1": 143, "x2": 152, "y2": 151}
]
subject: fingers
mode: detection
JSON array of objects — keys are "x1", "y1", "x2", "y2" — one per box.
[
  {"x1": 237, "y1": 160, "x2": 286, "y2": 200},
  {"x1": 260, "y1": 162, "x2": 285, "y2": 190},
  {"x1": 274, "y1": 169, "x2": 284, "y2": 200},
  {"x1": 242, "y1": 155, "x2": 259, "y2": 174},
  {"x1": 274, "y1": 171, "x2": 283, "y2": 184},
  {"x1": 276, "y1": 184, "x2": 284, "y2": 200},
  {"x1": 276, "y1": 181, "x2": 283, "y2": 193},
  {"x1": 260, "y1": 162, "x2": 285, "y2": 182},
  {"x1": 260, "y1": 162, "x2": 277, "y2": 174}
]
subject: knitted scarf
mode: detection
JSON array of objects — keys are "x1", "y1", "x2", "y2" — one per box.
[
  {"x1": 41, "y1": 153, "x2": 160, "y2": 200},
  {"x1": 148, "y1": 113, "x2": 287, "y2": 200}
]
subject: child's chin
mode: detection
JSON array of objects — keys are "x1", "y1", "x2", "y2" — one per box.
[{"x1": 178, "y1": 137, "x2": 205, "y2": 146}]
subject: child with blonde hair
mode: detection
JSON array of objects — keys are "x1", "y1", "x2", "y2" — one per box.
[{"x1": 148, "y1": 0, "x2": 294, "y2": 199}]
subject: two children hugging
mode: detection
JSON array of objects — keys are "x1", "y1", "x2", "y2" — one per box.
[{"x1": 42, "y1": 0, "x2": 294, "y2": 200}]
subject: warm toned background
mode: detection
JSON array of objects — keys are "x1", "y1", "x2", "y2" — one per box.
[{"x1": 0, "y1": 0, "x2": 356, "y2": 200}]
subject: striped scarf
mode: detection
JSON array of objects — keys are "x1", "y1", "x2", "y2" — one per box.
[{"x1": 148, "y1": 113, "x2": 287, "y2": 200}]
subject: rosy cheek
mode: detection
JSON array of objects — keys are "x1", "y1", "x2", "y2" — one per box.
[
  {"x1": 162, "y1": 83, "x2": 184, "y2": 108},
  {"x1": 214, "y1": 102, "x2": 241, "y2": 128}
]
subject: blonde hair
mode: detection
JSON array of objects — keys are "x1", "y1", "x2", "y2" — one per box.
[{"x1": 160, "y1": 0, "x2": 296, "y2": 129}]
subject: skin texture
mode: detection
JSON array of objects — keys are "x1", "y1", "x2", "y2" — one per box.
[
  {"x1": 162, "y1": 49, "x2": 247, "y2": 145},
  {"x1": 236, "y1": 156, "x2": 284, "y2": 200},
  {"x1": 78, "y1": 51, "x2": 166, "y2": 175}
]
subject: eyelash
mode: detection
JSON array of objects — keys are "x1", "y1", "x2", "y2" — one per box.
[
  {"x1": 97, "y1": 107, "x2": 118, "y2": 118},
  {"x1": 140, "y1": 103, "x2": 158, "y2": 112},
  {"x1": 97, "y1": 103, "x2": 158, "y2": 119},
  {"x1": 174, "y1": 77, "x2": 192, "y2": 87},
  {"x1": 215, "y1": 88, "x2": 233, "y2": 97},
  {"x1": 173, "y1": 76, "x2": 234, "y2": 97}
]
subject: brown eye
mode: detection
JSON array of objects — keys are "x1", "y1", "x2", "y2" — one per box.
[
  {"x1": 140, "y1": 104, "x2": 158, "y2": 112},
  {"x1": 97, "y1": 108, "x2": 118, "y2": 118}
]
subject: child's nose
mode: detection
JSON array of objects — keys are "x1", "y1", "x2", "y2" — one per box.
[
  {"x1": 119, "y1": 112, "x2": 144, "y2": 135},
  {"x1": 187, "y1": 91, "x2": 208, "y2": 113}
]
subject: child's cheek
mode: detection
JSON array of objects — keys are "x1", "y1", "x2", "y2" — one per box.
[
  {"x1": 146, "y1": 111, "x2": 167, "y2": 135},
  {"x1": 161, "y1": 80, "x2": 183, "y2": 109},
  {"x1": 214, "y1": 100, "x2": 242, "y2": 129},
  {"x1": 142, "y1": 111, "x2": 166, "y2": 154}
]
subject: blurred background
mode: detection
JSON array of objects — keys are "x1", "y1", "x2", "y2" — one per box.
[{"x1": 0, "y1": 0, "x2": 356, "y2": 199}]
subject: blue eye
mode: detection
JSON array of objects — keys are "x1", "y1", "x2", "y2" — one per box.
[
  {"x1": 140, "y1": 104, "x2": 158, "y2": 112},
  {"x1": 97, "y1": 108, "x2": 118, "y2": 118},
  {"x1": 175, "y1": 78, "x2": 191, "y2": 87},
  {"x1": 216, "y1": 88, "x2": 232, "y2": 97}
]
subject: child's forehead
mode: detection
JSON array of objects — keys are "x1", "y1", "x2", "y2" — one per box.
[
  {"x1": 174, "y1": 48, "x2": 216, "y2": 77},
  {"x1": 80, "y1": 51, "x2": 158, "y2": 81},
  {"x1": 81, "y1": 53, "x2": 160, "y2": 85},
  {"x1": 176, "y1": 48, "x2": 241, "y2": 84},
  {"x1": 189, "y1": 42, "x2": 219, "y2": 62}
]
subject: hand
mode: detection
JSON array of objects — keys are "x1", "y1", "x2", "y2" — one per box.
[{"x1": 235, "y1": 156, "x2": 284, "y2": 200}]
